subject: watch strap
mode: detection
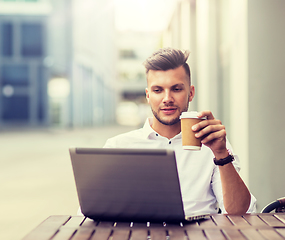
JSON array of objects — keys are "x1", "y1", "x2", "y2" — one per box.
[{"x1": 213, "y1": 154, "x2": 234, "y2": 166}]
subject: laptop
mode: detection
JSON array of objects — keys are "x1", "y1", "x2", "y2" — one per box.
[{"x1": 69, "y1": 147, "x2": 209, "y2": 223}]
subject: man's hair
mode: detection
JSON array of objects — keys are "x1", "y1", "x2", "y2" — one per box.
[{"x1": 143, "y1": 47, "x2": 191, "y2": 84}]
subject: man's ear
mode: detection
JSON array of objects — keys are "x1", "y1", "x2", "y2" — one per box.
[
  {"x1": 145, "y1": 88, "x2": 150, "y2": 103},
  {"x1": 189, "y1": 85, "x2": 195, "y2": 102}
]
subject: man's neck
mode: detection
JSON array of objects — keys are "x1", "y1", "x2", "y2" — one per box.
[{"x1": 151, "y1": 119, "x2": 181, "y2": 139}]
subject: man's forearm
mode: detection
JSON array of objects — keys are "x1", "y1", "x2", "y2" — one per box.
[{"x1": 219, "y1": 163, "x2": 251, "y2": 214}]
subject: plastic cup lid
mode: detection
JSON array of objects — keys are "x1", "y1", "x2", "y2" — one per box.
[{"x1": 180, "y1": 111, "x2": 207, "y2": 119}]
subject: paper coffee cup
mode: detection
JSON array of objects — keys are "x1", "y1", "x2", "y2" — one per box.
[{"x1": 180, "y1": 111, "x2": 206, "y2": 150}]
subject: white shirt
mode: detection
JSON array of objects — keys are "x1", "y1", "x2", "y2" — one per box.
[{"x1": 104, "y1": 118, "x2": 257, "y2": 215}]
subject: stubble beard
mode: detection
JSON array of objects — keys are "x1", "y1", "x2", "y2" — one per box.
[{"x1": 151, "y1": 103, "x2": 189, "y2": 126}]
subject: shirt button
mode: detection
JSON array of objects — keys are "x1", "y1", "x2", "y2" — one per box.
[
  {"x1": 156, "y1": 134, "x2": 158, "y2": 136},
  {"x1": 169, "y1": 141, "x2": 171, "y2": 144}
]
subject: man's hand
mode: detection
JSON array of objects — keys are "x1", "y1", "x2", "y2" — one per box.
[
  {"x1": 192, "y1": 111, "x2": 251, "y2": 214},
  {"x1": 192, "y1": 110, "x2": 227, "y2": 158}
]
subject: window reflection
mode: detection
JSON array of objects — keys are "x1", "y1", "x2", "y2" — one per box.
[
  {"x1": 1, "y1": 22, "x2": 13, "y2": 56},
  {"x1": 2, "y1": 96, "x2": 29, "y2": 120},
  {"x1": 1, "y1": 64, "x2": 29, "y2": 86},
  {"x1": 21, "y1": 23, "x2": 43, "y2": 57}
]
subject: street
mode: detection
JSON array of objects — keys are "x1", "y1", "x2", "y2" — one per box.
[{"x1": 0, "y1": 124, "x2": 136, "y2": 240}]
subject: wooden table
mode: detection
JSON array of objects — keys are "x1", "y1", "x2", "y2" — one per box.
[{"x1": 22, "y1": 213, "x2": 285, "y2": 240}]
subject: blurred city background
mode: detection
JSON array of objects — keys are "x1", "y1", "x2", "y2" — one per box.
[{"x1": 1, "y1": 0, "x2": 285, "y2": 239}]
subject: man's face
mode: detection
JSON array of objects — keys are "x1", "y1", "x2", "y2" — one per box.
[{"x1": 145, "y1": 65, "x2": 195, "y2": 126}]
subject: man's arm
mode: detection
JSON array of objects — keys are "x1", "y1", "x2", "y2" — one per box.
[{"x1": 192, "y1": 111, "x2": 251, "y2": 214}]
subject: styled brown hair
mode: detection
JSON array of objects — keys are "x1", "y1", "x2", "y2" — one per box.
[{"x1": 143, "y1": 47, "x2": 191, "y2": 84}]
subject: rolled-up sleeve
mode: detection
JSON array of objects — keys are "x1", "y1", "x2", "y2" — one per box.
[{"x1": 211, "y1": 154, "x2": 257, "y2": 214}]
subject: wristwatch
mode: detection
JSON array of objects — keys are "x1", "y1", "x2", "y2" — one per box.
[{"x1": 213, "y1": 151, "x2": 234, "y2": 166}]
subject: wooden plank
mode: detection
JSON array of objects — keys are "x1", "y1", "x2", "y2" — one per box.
[
  {"x1": 243, "y1": 215, "x2": 268, "y2": 227},
  {"x1": 222, "y1": 229, "x2": 247, "y2": 240},
  {"x1": 22, "y1": 216, "x2": 71, "y2": 240},
  {"x1": 186, "y1": 229, "x2": 206, "y2": 240},
  {"x1": 168, "y1": 228, "x2": 188, "y2": 240},
  {"x1": 112, "y1": 229, "x2": 131, "y2": 240},
  {"x1": 149, "y1": 228, "x2": 167, "y2": 240},
  {"x1": 182, "y1": 221, "x2": 200, "y2": 230},
  {"x1": 227, "y1": 215, "x2": 251, "y2": 227},
  {"x1": 259, "y1": 229, "x2": 285, "y2": 240},
  {"x1": 204, "y1": 229, "x2": 227, "y2": 240},
  {"x1": 259, "y1": 214, "x2": 285, "y2": 227},
  {"x1": 130, "y1": 229, "x2": 148, "y2": 240},
  {"x1": 81, "y1": 218, "x2": 98, "y2": 228},
  {"x1": 70, "y1": 228, "x2": 94, "y2": 240},
  {"x1": 43, "y1": 215, "x2": 71, "y2": 225},
  {"x1": 22, "y1": 228, "x2": 60, "y2": 240},
  {"x1": 276, "y1": 229, "x2": 285, "y2": 238},
  {"x1": 51, "y1": 228, "x2": 77, "y2": 240},
  {"x1": 90, "y1": 228, "x2": 112, "y2": 240},
  {"x1": 275, "y1": 214, "x2": 285, "y2": 225},
  {"x1": 240, "y1": 229, "x2": 267, "y2": 240},
  {"x1": 211, "y1": 215, "x2": 234, "y2": 227},
  {"x1": 63, "y1": 216, "x2": 86, "y2": 227}
]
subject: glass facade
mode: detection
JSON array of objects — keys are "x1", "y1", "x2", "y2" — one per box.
[
  {"x1": 21, "y1": 23, "x2": 43, "y2": 57},
  {"x1": 2, "y1": 96, "x2": 29, "y2": 120},
  {"x1": 1, "y1": 23, "x2": 13, "y2": 56},
  {"x1": 1, "y1": 64, "x2": 29, "y2": 86},
  {"x1": 0, "y1": 18, "x2": 47, "y2": 125}
]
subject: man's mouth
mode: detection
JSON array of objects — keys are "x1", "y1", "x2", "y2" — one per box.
[{"x1": 160, "y1": 107, "x2": 178, "y2": 115}]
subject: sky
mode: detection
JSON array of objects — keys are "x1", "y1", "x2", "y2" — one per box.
[{"x1": 114, "y1": 0, "x2": 178, "y2": 32}]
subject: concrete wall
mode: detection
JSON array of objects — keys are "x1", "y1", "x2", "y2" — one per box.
[
  {"x1": 248, "y1": 0, "x2": 285, "y2": 211},
  {"x1": 163, "y1": 0, "x2": 285, "y2": 211}
]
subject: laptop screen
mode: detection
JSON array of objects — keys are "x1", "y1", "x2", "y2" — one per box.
[{"x1": 70, "y1": 147, "x2": 185, "y2": 222}]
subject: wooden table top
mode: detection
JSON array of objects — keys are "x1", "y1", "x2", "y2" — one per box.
[{"x1": 22, "y1": 213, "x2": 285, "y2": 240}]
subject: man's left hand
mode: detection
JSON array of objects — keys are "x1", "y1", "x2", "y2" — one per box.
[{"x1": 192, "y1": 110, "x2": 227, "y2": 157}]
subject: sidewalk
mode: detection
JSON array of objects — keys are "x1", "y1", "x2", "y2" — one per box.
[{"x1": 0, "y1": 124, "x2": 136, "y2": 240}]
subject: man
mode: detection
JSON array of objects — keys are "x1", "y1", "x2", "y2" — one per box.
[{"x1": 104, "y1": 48, "x2": 256, "y2": 215}]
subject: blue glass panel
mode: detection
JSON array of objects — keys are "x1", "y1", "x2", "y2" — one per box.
[
  {"x1": 1, "y1": 23, "x2": 13, "y2": 56},
  {"x1": 37, "y1": 65, "x2": 45, "y2": 121},
  {"x1": 2, "y1": 96, "x2": 29, "y2": 120},
  {"x1": 1, "y1": 64, "x2": 29, "y2": 86},
  {"x1": 21, "y1": 23, "x2": 43, "y2": 57}
]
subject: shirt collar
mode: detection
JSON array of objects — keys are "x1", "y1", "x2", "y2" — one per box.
[
  {"x1": 142, "y1": 117, "x2": 182, "y2": 140},
  {"x1": 142, "y1": 118, "x2": 156, "y2": 139}
]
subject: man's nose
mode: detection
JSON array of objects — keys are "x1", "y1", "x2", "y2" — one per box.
[{"x1": 163, "y1": 91, "x2": 174, "y2": 103}]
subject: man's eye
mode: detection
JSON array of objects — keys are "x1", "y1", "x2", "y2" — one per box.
[
  {"x1": 153, "y1": 89, "x2": 161, "y2": 93},
  {"x1": 174, "y1": 88, "x2": 182, "y2": 91}
]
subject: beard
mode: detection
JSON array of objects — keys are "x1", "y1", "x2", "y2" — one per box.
[{"x1": 151, "y1": 103, "x2": 189, "y2": 126}]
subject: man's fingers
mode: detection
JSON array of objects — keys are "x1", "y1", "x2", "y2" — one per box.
[
  {"x1": 197, "y1": 110, "x2": 214, "y2": 120},
  {"x1": 192, "y1": 119, "x2": 222, "y2": 132},
  {"x1": 200, "y1": 129, "x2": 226, "y2": 144},
  {"x1": 195, "y1": 124, "x2": 225, "y2": 139}
]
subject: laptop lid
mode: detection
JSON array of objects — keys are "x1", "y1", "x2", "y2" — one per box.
[{"x1": 69, "y1": 147, "x2": 185, "y2": 222}]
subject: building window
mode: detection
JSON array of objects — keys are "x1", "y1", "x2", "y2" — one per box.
[
  {"x1": 21, "y1": 23, "x2": 43, "y2": 57},
  {"x1": 1, "y1": 64, "x2": 29, "y2": 86},
  {"x1": 2, "y1": 96, "x2": 29, "y2": 120},
  {"x1": 1, "y1": 23, "x2": 13, "y2": 57}
]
